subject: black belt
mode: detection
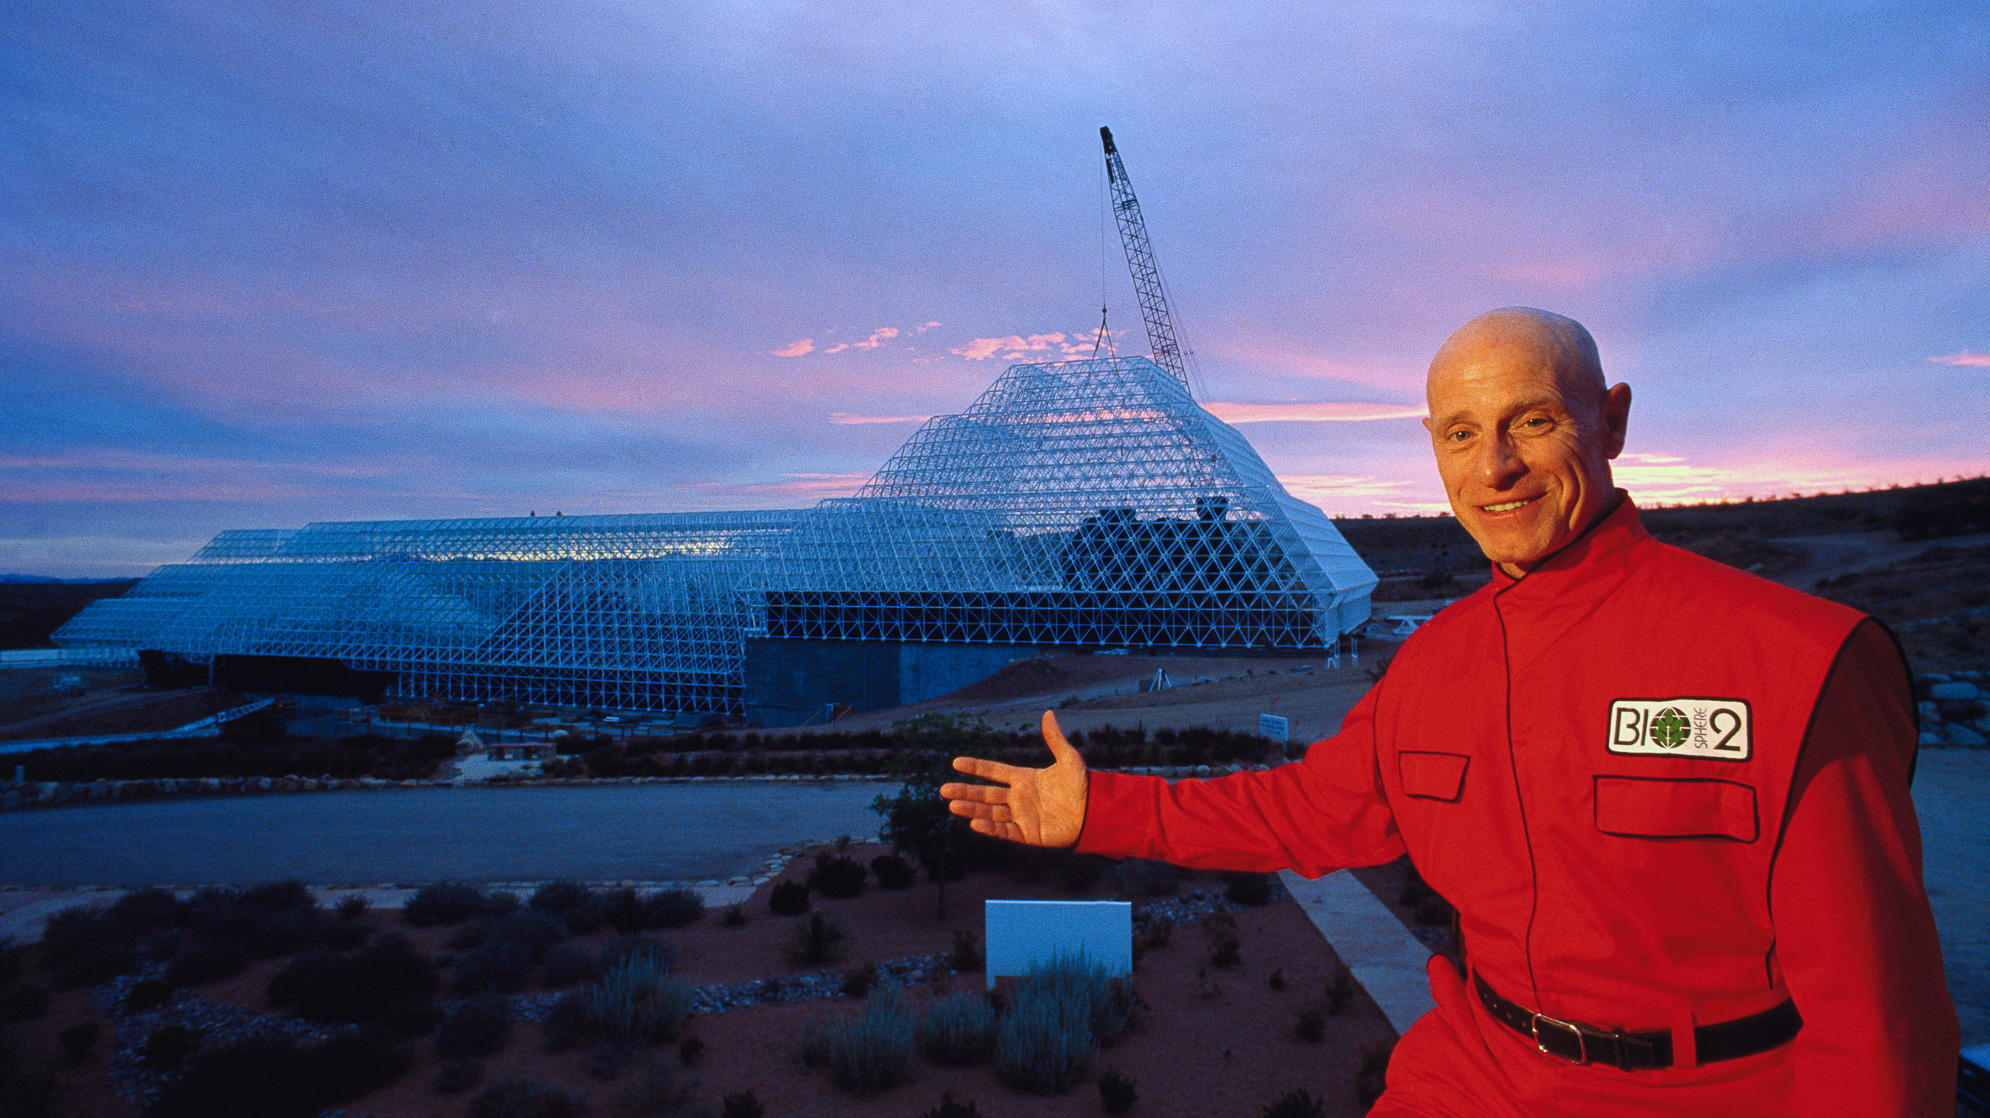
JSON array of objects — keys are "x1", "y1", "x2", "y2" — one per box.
[{"x1": 1472, "y1": 972, "x2": 1802, "y2": 1071}]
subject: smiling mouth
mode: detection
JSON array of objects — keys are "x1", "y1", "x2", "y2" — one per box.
[{"x1": 1481, "y1": 497, "x2": 1537, "y2": 514}]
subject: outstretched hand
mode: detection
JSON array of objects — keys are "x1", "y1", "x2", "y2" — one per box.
[{"x1": 939, "y1": 710, "x2": 1089, "y2": 848}]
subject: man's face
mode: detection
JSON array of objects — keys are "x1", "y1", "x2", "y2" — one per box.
[{"x1": 1423, "y1": 324, "x2": 1629, "y2": 576}]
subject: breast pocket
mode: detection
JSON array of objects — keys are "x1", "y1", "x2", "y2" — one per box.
[
  {"x1": 1399, "y1": 751, "x2": 1469, "y2": 802},
  {"x1": 1593, "y1": 776, "x2": 1758, "y2": 842}
]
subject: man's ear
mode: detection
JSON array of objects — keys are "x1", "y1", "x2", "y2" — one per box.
[{"x1": 1601, "y1": 383, "x2": 1632, "y2": 459}]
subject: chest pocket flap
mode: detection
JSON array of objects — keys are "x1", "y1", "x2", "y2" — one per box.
[
  {"x1": 1399, "y1": 751, "x2": 1469, "y2": 802},
  {"x1": 1594, "y1": 776, "x2": 1758, "y2": 842}
]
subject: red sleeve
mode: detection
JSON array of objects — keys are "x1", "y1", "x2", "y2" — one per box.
[
  {"x1": 1772, "y1": 620, "x2": 1960, "y2": 1117},
  {"x1": 1073, "y1": 680, "x2": 1404, "y2": 876}
]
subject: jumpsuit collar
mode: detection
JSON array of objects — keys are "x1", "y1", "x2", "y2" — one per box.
[{"x1": 1486, "y1": 492, "x2": 1657, "y2": 674}]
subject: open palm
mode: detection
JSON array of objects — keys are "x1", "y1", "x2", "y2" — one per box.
[{"x1": 939, "y1": 710, "x2": 1089, "y2": 848}]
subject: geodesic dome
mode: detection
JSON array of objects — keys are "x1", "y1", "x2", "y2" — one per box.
[{"x1": 56, "y1": 357, "x2": 1375, "y2": 714}]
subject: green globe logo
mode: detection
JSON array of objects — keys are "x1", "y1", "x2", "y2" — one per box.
[{"x1": 1649, "y1": 707, "x2": 1691, "y2": 749}]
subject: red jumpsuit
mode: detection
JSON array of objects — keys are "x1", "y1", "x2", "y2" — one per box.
[{"x1": 1075, "y1": 499, "x2": 1959, "y2": 1116}]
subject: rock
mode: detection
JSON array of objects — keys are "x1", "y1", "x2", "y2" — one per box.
[
  {"x1": 1919, "y1": 701, "x2": 1940, "y2": 721},
  {"x1": 255, "y1": 776, "x2": 274, "y2": 792},
  {"x1": 1949, "y1": 725, "x2": 1988, "y2": 748},
  {"x1": 36, "y1": 783, "x2": 62, "y2": 804},
  {"x1": 1920, "y1": 730, "x2": 1947, "y2": 748},
  {"x1": 1928, "y1": 681, "x2": 1983, "y2": 701}
]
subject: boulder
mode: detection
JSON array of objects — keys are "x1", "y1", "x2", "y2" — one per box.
[
  {"x1": 1928, "y1": 680, "x2": 1983, "y2": 701},
  {"x1": 1949, "y1": 725, "x2": 1988, "y2": 748}
]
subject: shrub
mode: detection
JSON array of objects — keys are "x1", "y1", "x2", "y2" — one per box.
[
  {"x1": 917, "y1": 990, "x2": 997, "y2": 1065},
  {"x1": 39, "y1": 906, "x2": 141, "y2": 988},
  {"x1": 165, "y1": 939, "x2": 249, "y2": 987},
  {"x1": 1133, "y1": 913, "x2": 1173, "y2": 951},
  {"x1": 918, "y1": 1092, "x2": 983, "y2": 1118},
  {"x1": 677, "y1": 1035, "x2": 703, "y2": 1066},
  {"x1": 0, "y1": 983, "x2": 50, "y2": 1022},
  {"x1": 268, "y1": 933, "x2": 438, "y2": 1024},
  {"x1": 143, "y1": 1023, "x2": 205, "y2": 1071},
  {"x1": 813, "y1": 854, "x2": 867, "y2": 898},
  {"x1": 995, "y1": 952, "x2": 1137, "y2": 1094},
  {"x1": 642, "y1": 888, "x2": 705, "y2": 929},
  {"x1": 786, "y1": 911, "x2": 849, "y2": 968},
  {"x1": 839, "y1": 960, "x2": 879, "y2": 998},
  {"x1": 435, "y1": 1057, "x2": 484, "y2": 1094},
  {"x1": 949, "y1": 928, "x2": 983, "y2": 973},
  {"x1": 1267, "y1": 967, "x2": 1287, "y2": 991},
  {"x1": 541, "y1": 991, "x2": 589, "y2": 1053},
  {"x1": 125, "y1": 978, "x2": 172, "y2": 1013},
  {"x1": 768, "y1": 879, "x2": 810, "y2": 916},
  {"x1": 1099, "y1": 1065, "x2": 1139, "y2": 1114},
  {"x1": 541, "y1": 943, "x2": 596, "y2": 987},
  {"x1": 719, "y1": 903, "x2": 749, "y2": 927},
  {"x1": 618, "y1": 1054, "x2": 702, "y2": 1118},
  {"x1": 805, "y1": 994, "x2": 914, "y2": 1095},
  {"x1": 245, "y1": 906, "x2": 328, "y2": 959},
  {"x1": 453, "y1": 939, "x2": 533, "y2": 996},
  {"x1": 317, "y1": 1024, "x2": 415, "y2": 1101},
  {"x1": 492, "y1": 910, "x2": 567, "y2": 961},
  {"x1": 528, "y1": 880, "x2": 594, "y2": 917},
  {"x1": 1324, "y1": 962, "x2": 1356, "y2": 1015},
  {"x1": 1223, "y1": 870, "x2": 1275, "y2": 906},
  {"x1": 144, "y1": 1036, "x2": 315, "y2": 1118},
  {"x1": 1355, "y1": 1038, "x2": 1396, "y2": 1108},
  {"x1": 484, "y1": 890, "x2": 522, "y2": 917},
  {"x1": 1204, "y1": 912, "x2": 1242, "y2": 968},
  {"x1": 720, "y1": 1089, "x2": 764, "y2": 1118},
  {"x1": 334, "y1": 893, "x2": 369, "y2": 920},
  {"x1": 448, "y1": 919, "x2": 495, "y2": 951},
  {"x1": 600, "y1": 934, "x2": 676, "y2": 975},
  {"x1": 1294, "y1": 1005, "x2": 1326, "y2": 1043},
  {"x1": 1261, "y1": 1087, "x2": 1326, "y2": 1118},
  {"x1": 1105, "y1": 858, "x2": 1180, "y2": 898},
  {"x1": 402, "y1": 883, "x2": 488, "y2": 926},
  {"x1": 435, "y1": 991, "x2": 513, "y2": 1059},
  {"x1": 466, "y1": 1078, "x2": 588, "y2": 1118},
  {"x1": 580, "y1": 956, "x2": 695, "y2": 1044},
  {"x1": 600, "y1": 888, "x2": 644, "y2": 934},
  {"x1": 58, "y1": 1020, "x2": 100, "y2": 1064},
  {"x1": 870, "y1": 853, "x2": 916, "y2": 889}
]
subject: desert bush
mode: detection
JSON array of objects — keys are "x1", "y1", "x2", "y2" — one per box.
[
  {"x1": 528, "y1": 880, "x2": 595, "y2": 917},
  {"x1": 402, "y1": 882, "x2": 489, "y2": 926},
  {"x1": 318, "y1": 914, "x2": 371, "y2": 951},
  {"x1": 541, "y1": 992, "x2": 589, "y2": 1053},
  {"x1": 600, "y1": 934, "x2": 676, "y2": 974},
  {"x1": 466, "y1": 1078, "x2": 588, "y2": 1118},
  {"x1": 599, "y1": 888, "x2": 644, "y2": 934},
  {"x1": 39, "y1": 905, "x2": 142, "y2": 988},
  {"x1": 165, "y1": 939, "x2": 248, "y2": 987},
  {"x1": 492, "y1": 910, "x2": 568, "y2": 961},
  {"x1": 580, "y1": 956, "x2": 695, "y2": 1044},
  {"x1": 918, "y1": 1092, "x2": 983, "y2": 1118},
  {"x1": 678, "y1": 1035, "x2": 703, "y2": 1065},
  {"x1": 1203, "y1": 911, "x2": 1242, "y2": 968},
  {"x1": 719, "y1": 902, "x2": 749, "y2": 927},
  {"x1": 618, "y1": 1055, "x2": 703, "y2": 1118},
  {"x1": 144, "y1": 1036, "x2": 314, "y2": 1118},
  {"x1": 1324, "y1": 961, "x2": 1356, "y2": 1015},
  {"x1": 125, "y1": 978, "x2": 172, "y2": 1013},
  {"x1": 1261, "y1": 1087, "x2": 1326, "y2": 1118},
  {"x1": 316, "y1": 1024, "x2": 416, "y2": 1101},
  {"x1": 484, "y1": 890, "x2": 522, "y2": 917},
  {"x1": 435, "y1": 1057, "x2": 484, "y2": 1094},
  {"x1": 870, "y1": 853, "x2": 915, "y2": 890},
  {"x1": 720, "y1": 1089, "x2": 764, "y2": 1118},
  {"x1": 143, "y1": 1023, "x2": 205, "y2": 1071},
  {"x1": 768, "y1": 879, "x2": 810, "y2": 916},
  {"x1": 1098, "y1": 1065, "x2": 1139, "y2": 1114},
  {"x1": 541, "y1": 943, "x2": 597, "y2": 987},
  {"x1": 0, "y1": 983, "x2": 49, "y2": 1022},
  {"x1": 840, "y1": 960, "x2": 878, "y2": 998},
  {"x1": 452, "y1": 940, "x2": 533, "y2": 996},
  {"x1": 59, "y1": 1020, "x2": 101, "y2": 1064},
  {"x1": 813, "y1": 853, "x2": 867, "y2": 898},
  {"x1": 435, "y1": 991, "x2": 514, "y2": 1059},
  {"x1": 995, "y1": 952, "x2": 1137, "y2": 1094},
  {"x1": 949, "y1": 928, "x2": 983, "y2": 973},
  {"x1": 448, "y1": 918, "x2": 495, "y2": 951},
  {"x1": 1223, "y1": 870, "x2": 1275, "y2": 906},
  {"x1": 1133, "y1": 913, "x2": 1173, "y2": 952},
  {"x1": 267, "y1": 933, "x2": 438, "y2": 1024},
  {"x1": 1294, "y1": 1005, "x2": 1327, "y2": 1043},
  {"x1": 803, "y1": 993, "x2": 914, "y2": 1095},
  {"x1": 786, "y1": 911, "x2": 849, "y2": 968},
  {"x1": 334, "y1": 893, "x2": 369, "y2": 920},
  {"x1": 642, "y1": 887, "x2": 705, "y2": 929},
  {"x1": 1267, "y1": 967, "x2": 1286, "y2": 991},
  {"x1": 1356, "y1": 1038, "x2": 1396, "y2": 1107},
  {"x1": 917, "y1": 990, "x2": 997, "y2": 1065},
  {"x1": 1105, "y1": 858, "x2": 1180, "y2": 898}
]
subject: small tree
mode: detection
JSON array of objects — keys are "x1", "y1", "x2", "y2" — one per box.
[{"x1": 871, "y1": 713, "x2": 998, "y2": 919}]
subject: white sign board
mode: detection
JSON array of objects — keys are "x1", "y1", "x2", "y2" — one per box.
[
  {"x1": 984, "y1": 899, "x2": 1133, "y2": 990},
  {"x1": 1259, "y1": 713, "x2": 1289, "y2": 742}
]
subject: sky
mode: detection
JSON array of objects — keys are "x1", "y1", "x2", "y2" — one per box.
[{"x1": 3, "y1": 1, "x2": 1988, "y2": 578}]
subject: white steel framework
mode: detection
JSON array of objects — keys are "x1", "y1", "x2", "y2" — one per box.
[{"x1": 57, "y1": 357, "x2": 1375, "y2": 714}]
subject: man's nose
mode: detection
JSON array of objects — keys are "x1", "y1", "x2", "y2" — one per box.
[{"x1": 1477, "y1": 435, "x2": 1525, "y2": 488}]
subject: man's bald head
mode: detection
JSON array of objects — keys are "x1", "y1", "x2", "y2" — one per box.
[{"x1": 1423, "y1": 308, "x2": 1631, "y2": 575}]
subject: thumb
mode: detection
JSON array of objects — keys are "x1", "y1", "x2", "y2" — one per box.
[{"x1": 1040, "y1": 709, "x2": 1084, "y2": 768}]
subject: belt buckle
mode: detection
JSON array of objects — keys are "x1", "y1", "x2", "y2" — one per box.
[{"x1": 1530, "y1": 1012, "x2": 1588, "y2": 1065}]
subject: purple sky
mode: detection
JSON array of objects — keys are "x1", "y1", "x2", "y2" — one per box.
[{"x1": 4, "y1": 1, "x2": 1987, "y2": 578}]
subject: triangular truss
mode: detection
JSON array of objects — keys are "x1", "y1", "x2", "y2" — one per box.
[{"x1": 56, "y1": 357, "x2": 1375, "y2": 714}]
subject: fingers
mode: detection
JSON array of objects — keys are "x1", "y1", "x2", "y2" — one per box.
[
  {"x1": 1041, "y1": 709, "x2": 1084, "y2": 768},
  {"x1": 951, "y1": 755, "x2": 1022, "y2": 784},
  {"x1": 938, "y1": 781, "x2": 1008, "y2": 805}
]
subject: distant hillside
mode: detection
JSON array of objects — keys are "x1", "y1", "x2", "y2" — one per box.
[
  {"x1": 0, "y1": 579, "x2": 138, "y2": 650},
  {"x1": 1332, "y1": 475, "x2": 1990, "y2": 576}
]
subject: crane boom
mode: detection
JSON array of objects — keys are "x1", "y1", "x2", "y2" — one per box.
[{"x1": 1100, "y1": 126, "x2": 1189, "y2": 389}]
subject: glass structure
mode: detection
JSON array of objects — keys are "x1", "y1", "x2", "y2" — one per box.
[{"x1": 56, "y1": 357, "x2": 1377, "y2": 714}]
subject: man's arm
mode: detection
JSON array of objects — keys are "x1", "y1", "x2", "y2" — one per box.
[{"x1": 1771, "y1": 620, "x2": 1959, "y2": 1116}]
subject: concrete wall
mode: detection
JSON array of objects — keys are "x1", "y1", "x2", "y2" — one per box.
[
  {"x1": 743, "y1": 638, "x2": 1043, "y2": 727},
  {"x1": 897, "y1": 642, "x2": 1038, "y2": 705}
]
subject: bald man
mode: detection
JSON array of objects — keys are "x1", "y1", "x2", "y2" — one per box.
[{"x1": 944, "y1": 309, "x2": 1958, "y2": 1116}]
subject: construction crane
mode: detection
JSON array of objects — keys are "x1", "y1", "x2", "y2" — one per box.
[{"x1": 1100, "y1": 126, "x2": 1191, "y2": 390}]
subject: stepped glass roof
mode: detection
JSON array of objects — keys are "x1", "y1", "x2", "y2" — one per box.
[{"x1": 58, "y1": 357, "x2": 1375, "y2": 714}]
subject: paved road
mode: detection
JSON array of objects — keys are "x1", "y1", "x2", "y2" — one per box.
[
  {"x1": 1911, "y1": 748, "x2": 1990, "y2": 1046},
  {"x1": 0, "y1": 782, "x2": 887, "y2": 888}
]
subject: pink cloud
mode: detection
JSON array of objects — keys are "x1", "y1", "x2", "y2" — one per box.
[
  {"x1": 830, "y1": 413, "x2": 929, "y2": 425},
  {"x1": 689, "y1": 473, "x2": 873, "y2": 501},
  {"x1": 1207, "y1": 401, "x2": 1427, "y2": 424},
  {"x1": 1929, "y1": 350, "x2": 1990, "y2": 367},
  {"x1": 854, "y1": 327, "x2": 900, "y2": 350},
  {"x1": 950, "y1": 332, "x2": 1090, "y2": 361},
  {"x1": 774, "y1": 338, "x2": 815, "y2": 357}
]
